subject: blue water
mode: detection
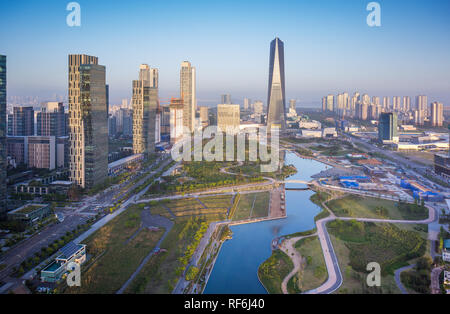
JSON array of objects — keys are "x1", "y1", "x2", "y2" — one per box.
[{"x1": 204, "y1": 152, "x2": 328, "y2": 294}]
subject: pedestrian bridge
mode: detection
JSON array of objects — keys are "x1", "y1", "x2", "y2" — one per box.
[{"x1": 281, "y1": 180, "x2": 311, "y2": 185}]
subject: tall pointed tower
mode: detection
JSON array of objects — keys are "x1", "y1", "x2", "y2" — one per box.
[{"x1": 267, "y1": 37, "x2": 286, "y2": 131}]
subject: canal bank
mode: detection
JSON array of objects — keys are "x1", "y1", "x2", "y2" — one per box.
[{"x1": 203, "y1": 152, "x2": 328, "y2": 294}]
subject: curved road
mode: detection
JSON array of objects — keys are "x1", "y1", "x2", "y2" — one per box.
[{"x1": 287, "y1": 198, "x2": 437, "y2": 295}]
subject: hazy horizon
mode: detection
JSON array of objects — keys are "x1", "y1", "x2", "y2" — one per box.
[{"x1": 1, "y1": 0, "x2": 449, "y2": 106}]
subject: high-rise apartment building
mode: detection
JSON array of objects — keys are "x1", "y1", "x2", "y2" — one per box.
[
  {"x1": 199, "y1": 106, "x2": 209, "y2": 127},
  {"x1": 10, "y1": 106, "x2": 34, "y2": 136},
  {"x1": 221, "y1": 94, "x2": 232, "y2": 105},
  {"x1": 430, "y1": 102, "x2": 444, "y2": 127},
  {"x1": 180, "y1": 61, "x2": 196, "y2": 133},
  {"x1": 415, "y1": 95, "x2": 428, "y2": 125},
  {"x1": 37, "y1": 102, "x2": 66, "y2": 137},
  {"x1": 244, "y1": 98, "x2": 251, "y2": 111},
  {"x1": 132, "y1": 64, "x2": 158, "y2": 156},
  {"x1": 170, "y1": 98, "x2": 184, "y2": 145},
  {"x1": 326, "y1": 95, "x2": 334, "y2": 112},
  {"x1": 68, "y1": 54, "x2": 108, "y2": 189},
  {"x1": 266, "y1": 37, "x2": 286, "y2": 130},
  {"x1": 383, "y1": 96, "x2": 390, "y2": 110},
  {"x1": 393, "y1": 96, "x2": 401, "y2": 111},
  {"x1": 217, "y1": 104, "x2": 240, "y2": 134},
  {"x1": 0, "y1": 55, "x2": 6, "y2": 219},
  {"x1": 402, "y1": 96, "x2": 411, "y2": 112}
]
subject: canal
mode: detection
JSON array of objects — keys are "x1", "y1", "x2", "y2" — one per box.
[{"x1": 204, "y1": 151, "x2": 328, "y2": 294}]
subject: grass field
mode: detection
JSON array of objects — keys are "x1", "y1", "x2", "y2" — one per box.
[
  {"x1": 124, "y1": 216, "x2": 211, "y2": 294},
  {"x1": 64, "y1": 205, "x2": 164, "y2": 294},
  {"x1": 258, "y1": 250, "x2": 293, "y2": 294},
  {"x1": 327, "y1": 220, "x2": 428, "y2": 294},
  {"x1": 287, "y1": 236, "x2": 328, "y2": 293},
  {"x1": 327, "y1": 195, "x2": 428, "y2": 220},
  {"x1": 232, "y1": 192, "x2": 270, "y2": 221},
  {"x1": 146, "y1": 196, "x2": 232, "y2": 220}
]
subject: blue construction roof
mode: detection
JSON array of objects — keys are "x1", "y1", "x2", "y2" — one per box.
[
  {"x1": 444, "y1": 239, "x2": 450, "y2": 250},
  {"x1": 58, "y1": 242, "x2": 83, "y2": 259}
]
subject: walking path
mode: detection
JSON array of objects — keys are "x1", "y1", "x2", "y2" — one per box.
[
  {"x1": 282, "y1": 193, "x2": 437, "y2": 295},
  {"x1": 279, "y1": 234, "x2": 316, "y2": 294},
  {"x1": 394, "y1": 264, "x2": 415, "y2": 294}
]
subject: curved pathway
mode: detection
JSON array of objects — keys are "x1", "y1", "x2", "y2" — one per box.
[
  {"x1": 279, "y1": 234, "x2": 316, "y2": 294},
  {"x1": 394, "y1": 264, "x2": 415, "y2": 294},
  {"x1": 284, "y1": 195, "x2": 437, "y2": 295}
]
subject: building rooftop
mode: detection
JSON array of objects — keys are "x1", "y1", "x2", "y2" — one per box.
[
  {"x1": 9, "y1": 204, "x2": 47, "y2": 215},
  {"x1": 444, "y1": 239, "x2": 450, "y2": 250},
  {"x1": 57, "y1": 242, "x2": 85, "y2": 260}
]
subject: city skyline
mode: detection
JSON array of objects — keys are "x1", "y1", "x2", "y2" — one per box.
[{"x1": 1, "y1": 0, "x2": 449, "y2": 106}]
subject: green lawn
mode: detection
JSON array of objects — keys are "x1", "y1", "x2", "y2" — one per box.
[
  {"x1": 258, "y1": 250, "x2": 293, "y2": 294},
  {"x1": 232, "y1": 192, "x2": 270, "y2": 221},
  {"x1": 64, "y1": 205, "x2": 164, "y2": 294},
  {"x1": 288, "y1": 236, "x2": 328, "y2": 293},
  {"x1": 327, "y1": 220, "x2": 428, "y2": 294},
  {"x1": 327, "y1": 195, "x2": 428, "y2": 220},
  {"x1": 124, "y1": 216, "x2": 211, "y2": 294}
]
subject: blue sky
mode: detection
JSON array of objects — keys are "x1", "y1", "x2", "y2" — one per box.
[{"x1": 1, "y1": 0, "x2": 449, "y2": 106}]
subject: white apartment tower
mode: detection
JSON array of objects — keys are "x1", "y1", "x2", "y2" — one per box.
[{"x1": 180, "y1": 61, "x2": 196, "y2": 133}]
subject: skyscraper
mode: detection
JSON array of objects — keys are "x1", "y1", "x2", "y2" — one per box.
[
  {"x1": 378, "y1": 112, "x2": 398, "y2": 143},
  {"x1": 180, "y1": 61, "x2": 196, "y2": 133},
  {"x1": 266, "y1": 37, "x2": 286, "y2": 130},
  {"x1": 0, "y1": 55, "x2": 6, "y2": 219},
  {"x1": 68, "y1": 54, "x2": 108, "y2": 189},
  {"x1": 132, "y1": 64, "x2": 158, "y2": 156}
]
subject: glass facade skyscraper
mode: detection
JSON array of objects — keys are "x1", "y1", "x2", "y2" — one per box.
[
  {"x1": 267, "y1": 37, "x2": 286, "y2": 131},
  {"x1": 132, "y1": 64, "x2": 158, "y2": 156},
  {"x1": 0, "y1": 55, "x2": 6, "y2": 219},
  {"x1": 68, "y1": 55, "x2": 108, "y2": 189},
  {"x1": 378, "y1": 112, "x2": 398, "y2": 143}
]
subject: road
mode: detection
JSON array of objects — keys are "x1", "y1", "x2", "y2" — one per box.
[
  {"x1": 0, "y1": 155, "x2": 170, "y2": 291},
  {"x1": 297, "y1": 196, "x2": 437, "y2": 294}
]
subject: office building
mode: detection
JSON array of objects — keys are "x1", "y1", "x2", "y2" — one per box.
[
  {"x1": 68, "y1": 54, "x2": 108, "y2": 189},
  {"x1": 180, "y1": 61, "x2": 196, "y2": 133},
  {"x1": 132, "y1": 64, "x2": 158, "y2": 156},
  {"x1": 378, "y1": 112, "x2": 399, "y2": 143},
  {"x1": 7, "y1": 136, "x2": 27, "y2": 166},
  {"x1": 28, "y1": 136, "x2": 56, "y2": 170},
  {"x1": 266, "y1": 37, "x2": 286, "y2": 130},
  {"x1": 221, "y1": 94, "x2": 232, "y2": 105}
]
